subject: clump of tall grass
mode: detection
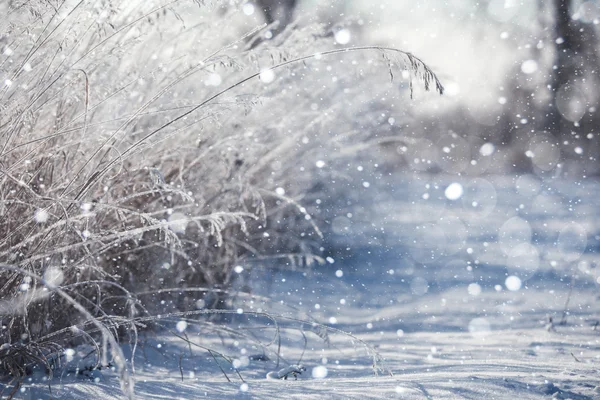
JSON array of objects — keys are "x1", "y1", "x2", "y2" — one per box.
[{"x1": 0, "y1": 0, "x2": 442, "y2": 397}]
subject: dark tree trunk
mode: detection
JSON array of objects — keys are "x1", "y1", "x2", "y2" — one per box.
[
  {"x1": 545, "y1": 0, "x2": 600, "y2": 134},
  {"x1": 545, "y1": 0, "x2": 572, "y2": 135}
]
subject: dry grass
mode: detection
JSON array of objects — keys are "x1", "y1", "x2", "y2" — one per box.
[{"x1": 0, "y1": 1, "x2": 442, "y2": 397}]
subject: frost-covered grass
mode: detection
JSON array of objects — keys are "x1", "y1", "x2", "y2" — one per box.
[
  {"x1": 11, "y1": 171, "x2": 600, "y2": 399},
  {"x1": 0, "y1": 1, "x2": 442, "y2": 397}
]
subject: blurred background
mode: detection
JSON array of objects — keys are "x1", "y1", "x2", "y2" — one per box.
[
  {"x1": 198, "y1": 0, "x2": 600, "y2": 310},
  {"x1": 243, "y1": 0, "x2": 600, "y2": 176}
]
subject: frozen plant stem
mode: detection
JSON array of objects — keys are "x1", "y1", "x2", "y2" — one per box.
[
  {"x1": 559, "y1": 274, "x2": 574, "y2": 326},
  {"x1": 72, "y1": 46, "x2": 443, "y2": 202}
]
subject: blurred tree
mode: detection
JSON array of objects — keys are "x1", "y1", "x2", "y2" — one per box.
[
  {"x1": 504, "y1": 0, "x2": 600, "y2": 174},
  {"x1": 543, "y1": 0, "x2": 600, "y2": 136}
]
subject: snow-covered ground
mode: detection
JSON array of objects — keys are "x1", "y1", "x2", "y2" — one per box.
[{"x1": 12, "y1": 172, "x2": 600, "y2": 399}]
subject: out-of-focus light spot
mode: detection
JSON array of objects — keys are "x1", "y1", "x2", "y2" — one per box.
[
  {"x1": 312, "y1": 365, "x2": 328, "y2": 379},
  {"x1": 315, "y1": 160, "x2": 326, "y2": 168},
  {"x1": 259, "y1": 69, "x2": 275, "y2": 83},
  {"x1": 242, "y1": 3, "x2": 254, "y2": 15},
  {"x1": 445, "y1": 182, "x2": 463, "y2": 200},
  {"x1": 334, "y1": 29, "x2": 351, "y2": 45},
  {"x1": 505, "y1": 275, "x2": 522, "y2": 291},
  {"x1": 468, "y1": 283, "x2": 481, "y2": 296},
  {"x1": 176, "y1": 321, "x2": 188, "y2": 332},
  {"x1": 479, "y1": 143, "x2": 495, "y2": 156},
  {"x1": 34, "y1": 209, "x2": 49, "y2": 223},
  {"x1": 521, "y1": 60, "x2": 538, "y2": 74}
]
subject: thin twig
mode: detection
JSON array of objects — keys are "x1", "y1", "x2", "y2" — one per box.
[
  {"x1": 179, "y1": 353, "x2": 184, "y2": 381},
  {"x1": 560, "y1": 275, "x2": 575, "y2": 326}
]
